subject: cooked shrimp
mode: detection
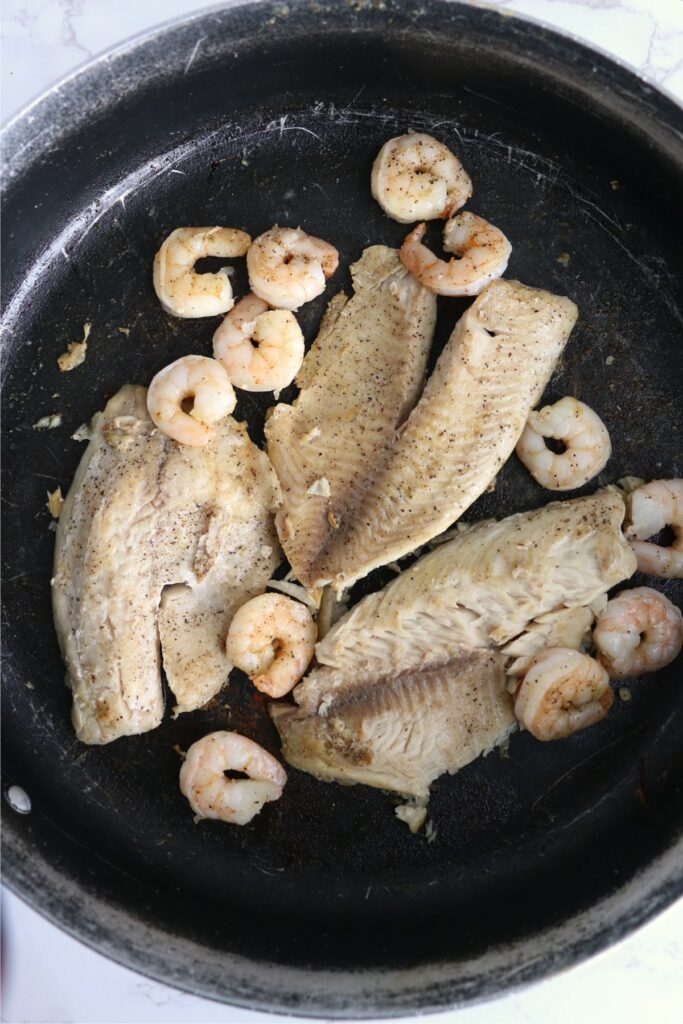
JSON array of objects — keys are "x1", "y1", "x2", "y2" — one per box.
[
  {"x1": 147, "y1": 355, "x2": 236, "y2": 446},
  {"x1": 153, "y1": 226, "x2": 251, "y2": 318},
  {"x1": 179, "y1": 731, "x2": 286, "y2": 825},
  {"x1": 399, "y1": 213, "x2": 511, "y2": 296},
  {"x1": 625, "y1": 479, "x2": 683, "y2": 578},
  {"x1": 371, "y1": 132, "x2": 472, "y2": 223},
  {"x1": 213, "y1": 293, "x2": 305, "y2": 393},
  {"x1": 593, "y1": 587, "x2": 683, "y2": 678},
  {"x1": 514, "y1": 647, "x2": 613, "y2": 741},
  {"x1": 246, "y1": 226, "x2": 339, "y2": 311},
  {"x1": 516, "y1": 396, "x2": 611, "y2": 491},
  {"x1": 226, "y1": 593, "x2": 317, "y2": 698}
]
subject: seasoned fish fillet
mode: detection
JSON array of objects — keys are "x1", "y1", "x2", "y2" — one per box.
[
  {"x1": 291, "y1": 278, "x2": 577, "y2": 591},
  {"x1": 314, "y1": 490, "x2": 637, "y2": 684},
  {"x1": 271, "y1": 649, "x2": 514, "y2": 800},
  {"x1": 265, "y1": 245, "x2": 436, "y2": 589},
  {"x1": 275, "y1": 491, "x2": 636, "y2": 811},
  {"x1": 52, "y1": 385, "x2": 280, "y2": 744}
]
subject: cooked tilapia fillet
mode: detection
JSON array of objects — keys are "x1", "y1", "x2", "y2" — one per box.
[
  {"x1": 271, "y1": 650, "x2": 514, "y2": 799},
  {"x1": 296, "y1": 278, "x2": 578, "y2": 591},
  {"x1": 52, "y1": 385, "x2": 280, "y2": 744},
  {"x1": 265, "y1": 245, "x2": 436, "y2": 588},
  {"x1": 307, "y1": 489, "x2": 637, "y2": 698},
  {"x1": 275, "y1": 491, "x2": 635, "y2": 808}
]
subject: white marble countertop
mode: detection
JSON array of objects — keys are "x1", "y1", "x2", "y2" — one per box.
[{"x1": 1, "y1": 1, "x2": 682, "y2": 1022}]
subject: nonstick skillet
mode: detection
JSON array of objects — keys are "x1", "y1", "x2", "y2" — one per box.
[{"x1": 2, "y1": 0, "x2": 682, "y2": 1017}]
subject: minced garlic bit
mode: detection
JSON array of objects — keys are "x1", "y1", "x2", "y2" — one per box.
[
  {"x1": 617, "y1": 476, "x2": 645, "y2": 495},
  {"x1": 395, "y1": 801, "x2": 427, "y2": 833},
  {"x1": 307, "y1": 477, "x2": 330, "y2": 497},
  {"x1": 46, "y1": 487, "x2": 64, "y2": 519},
  {"x1": 327, "y1": 510, "x2": 339, "y2": 529},
  {"x1": 33, "y1": 413, "x2": 62, "y2": 430},
  {"x1": 266, "y1": 579, "x2": 319, "y2": 612},
  {"x1": 71, "y1": 422, "x2": 92, "y2": 442},
  {"x1": 424, "y1": 820, "x2": 438, "y2": 844},
  {"x1": 317, "y1": 586, "x2": 349, "y2": 640},
  {"x1": 605, "y1": 355, "x2": 615, "y2": 366},
  {"x1": 58, "y1": 322, "x2": 91, "y2": 372}
]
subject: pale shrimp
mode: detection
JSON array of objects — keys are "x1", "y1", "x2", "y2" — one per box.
[
  {"x1": 146, "y1": 355, "x2": 236, "y2": 447},
  {"x1": 213, "y1": 293, "x2": 305, "y2": 393},
  {"x1": 625, "y1": 479, "x2": 683, "y2": 578},
  {"x1": 514, "y1": 647, "x2": 613, "y2": 741},
  {"x1": 226, "y1": 593, "x2": 317, "y2": 698},
  {"x1": 153, "y1": 226, "x2": 251, "y2": 318},
  {"x1": 516, "y1": 396, "x2": 611, "y2": 491},
  {"x1": 246, "y1": 226, "x2": 339, "y2": 311},
  {"x1": 399, "y1": 213, "x2": 511, "y2": 296},
  {"x1": 593, "y1": 587, "x2": 683, "y2": 678},
  {"x1": 179, "y1": 731, "x2": 286, "y2": 825},
  {"x1": 371, "y1": 132, "x2": 473, "y2": 223}
]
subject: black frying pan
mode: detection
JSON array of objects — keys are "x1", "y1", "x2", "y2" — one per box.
[{"x1": 2, "y1": 1, "x2": 682, "y2": 1017}]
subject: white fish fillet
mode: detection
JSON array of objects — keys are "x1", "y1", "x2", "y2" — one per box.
[
  {"x1": 52, "y1": 385, "x2": 280, "y2": 744},
  {"x1": 286, "y1": 277, "x2": 577, "y2": 592},
  {"x1": 271, "y1": 650, "x2": 514, "y2": 800},
  {"x1": 265, "y1": 245, "x2": 436, "y2": 589},
  {"x1": 275, "y1": 491, "x2": 636, "y2": 804},
  {"x1": 313, "y1": 490, "x2": 637, "y2": 686}
]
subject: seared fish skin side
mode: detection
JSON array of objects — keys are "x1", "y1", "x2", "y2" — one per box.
[
  {"x1": 314, "y1": 489, "x2": 637, "y2": 684},
  {"x1": 271, "y1": 650, "x2": 514, "y2": 799},
  {"x1": 265, "y1": 245, "x2": 436, "y2": 590},
  {"x1": 308, "y1": 278, "x2": 578, "y2": 591},
  {"x1": 52, "y1": 385, "x2": 280, "y2": 744}
]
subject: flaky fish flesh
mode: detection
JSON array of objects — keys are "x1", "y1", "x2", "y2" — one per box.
[
  {"x1": 272, "y1": 649, "x2": 514, "y2": 803},
  {"x1": 269, "y1": 275, "x2": 577, "y2": 592},
  {"x1": 52, "y1": 385, "x2": 280, "y2": 744},
  {"x1": 265, "y1": 245, "x2": 436, "y2": 590},
  {"x1": 315, "y1": 489, "x2": 637, "y2": 680},
  {"x1": 274, "y1": 491, "x2": 636, "y2": 807}
]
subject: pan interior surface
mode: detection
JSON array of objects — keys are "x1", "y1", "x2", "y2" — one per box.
[{"x1": 2, "y1": 0, "x2": 682, "y2": 1016}]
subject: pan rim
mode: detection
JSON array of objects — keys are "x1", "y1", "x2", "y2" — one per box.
[
  {"x1": 2, "y1": 0, "x2": 683, "y2": 1016},
  {"x1": 4, "y1": 822, "x2": 683, "y2": 1018},
  {"x1": 1, "y1": 0, "x2": 681, "y2": 166}
]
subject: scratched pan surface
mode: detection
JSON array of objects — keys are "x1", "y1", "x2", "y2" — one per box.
[{"x1": 2, "y1": 0, "x2": 682, "y2": 1017}]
